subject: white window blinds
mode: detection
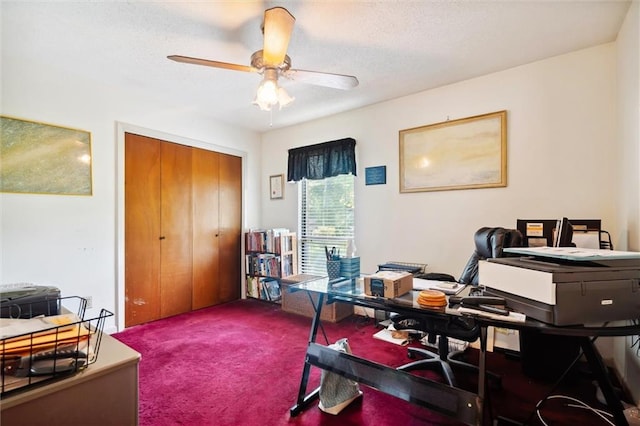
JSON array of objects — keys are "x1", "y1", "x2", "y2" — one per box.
[{"x1": 299, "y1": 174, "x2": 355, "y2": 275}]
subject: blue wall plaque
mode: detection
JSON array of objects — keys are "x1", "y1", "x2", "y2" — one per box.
[{"x1": 365, "y1": 166, "x2": 386, "y2": 185}]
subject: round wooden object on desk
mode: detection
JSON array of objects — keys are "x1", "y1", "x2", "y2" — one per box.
[{"x1": 417, "y1": 289, "x2": 447, "y2": 307}]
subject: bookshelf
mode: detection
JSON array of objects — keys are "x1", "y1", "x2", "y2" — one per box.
[{"x1": 245, "y1": 229, "x2": 298, "y2": 303}]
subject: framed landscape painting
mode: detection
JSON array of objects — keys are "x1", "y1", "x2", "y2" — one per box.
[
  {"x1": 0, "y1": 116, "x2": 92, "y2": 195},
  {"x1": 399, "y1": 111, "x2": 507, "y2": 193}
]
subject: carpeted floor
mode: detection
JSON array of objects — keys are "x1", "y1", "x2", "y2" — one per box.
[{"x1": 112, "y1": 299, "x2": 621, "y2": 425}]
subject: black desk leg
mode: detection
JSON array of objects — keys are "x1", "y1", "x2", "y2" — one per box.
[
  {"x1": 290, "y1": 292, "x2": 325, "y2": 416},
  {"x1": 306, "y1": 291, "x2": 329, "y2": 343},
  {"x1": 580, "y1": 337, "x2": 628, "y2": 426},
  {"x1": 478, "y1": 326, "x2": 487, "y2": 425}
]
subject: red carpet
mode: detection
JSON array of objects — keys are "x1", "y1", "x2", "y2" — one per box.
[{"x1": 112, "y1": 299, "x2": 616, "y2": 425}]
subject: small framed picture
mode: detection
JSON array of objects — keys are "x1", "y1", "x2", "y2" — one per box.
[{"x1": 270, "y1": 174, "x2": 284, "y2": 199}]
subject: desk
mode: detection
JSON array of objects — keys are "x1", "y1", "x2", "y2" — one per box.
[
  {"x1": 1, "y1": 333, "x2": 141, "y2": 426},
  {"x1": 288, "y1": 277, "x2": 640, "y2": 425}
]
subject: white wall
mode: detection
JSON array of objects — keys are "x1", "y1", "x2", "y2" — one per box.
[
  {"x1": 261, "y1": 43, "x2": 618, "y2": 276},
  {"x1": 616, "y1": 3, "x2": 640, "y2": 255},
  {"x1": 614, "y1": 0, "x2": 640, "y2": 405},
  {"x1": 261, "y1": 34, "x2": 640, "y2": 399},
  {"x1": 1, "y1": 53, "x2": 262, "y2": 332}
]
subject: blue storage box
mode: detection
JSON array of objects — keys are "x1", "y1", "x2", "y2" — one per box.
[{"x1": 340, "y1": 257, "x2": 360, "y2": 278}]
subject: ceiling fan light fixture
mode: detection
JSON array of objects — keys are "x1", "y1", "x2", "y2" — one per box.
[
  {"x1": 277, "y1": 87, "x2": 294, "y2": 109},
  {"x1": 253, "y1": 68, "x2": 294, "y2": 111}
]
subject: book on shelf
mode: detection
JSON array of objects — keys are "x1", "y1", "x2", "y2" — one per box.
[
  {"x1": 280, "y1": 254, "x2": 295, "y2": 277},
  {"x1": 246, "y1": 276, "x2": 281, "y2": 301},
  {"x1": 245, "y1": 228, "x2": 291, "y2": 253},
  {"x1": 246, "y1": 253, "x2": 282, "y2": 277},
  {"x1": 246, "y1": 276, "x2": 259, "y2": 299},
  {"x1": 262, "y1": 278, "x2": 281, "y2": 301}
]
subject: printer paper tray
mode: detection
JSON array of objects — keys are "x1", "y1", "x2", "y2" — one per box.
[
  {"x1": 485, "y1": 284, "x2": 640, "y2": 326},
  {"x1": 484, "y1": 288, "x2": 562, "y2": 325}
]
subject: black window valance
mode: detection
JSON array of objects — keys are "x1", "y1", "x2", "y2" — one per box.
[{"x1": 287, "y1": 138, "x2": 356, "y2": 182}]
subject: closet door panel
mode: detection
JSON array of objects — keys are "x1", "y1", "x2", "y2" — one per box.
[
  {"x1": 160, "y1": 142, "x2": 193, "y2": 317},
  {"x1": 192, "y1": 148, "x2": 220, "y2": 309},
  {"x1": 124, "y1": 134, "x2": 161, "y2": 327},
  {"x1": 217, "y1": 153, "x2": 242, "y2": 303}
]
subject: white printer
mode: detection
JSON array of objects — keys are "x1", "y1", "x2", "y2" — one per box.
[{"x1": 479, "y1": 247, "x2": 640, "y2": 326}]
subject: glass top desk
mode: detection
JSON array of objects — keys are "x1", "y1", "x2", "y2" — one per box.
[{"x1": 288, "y1": 276, "x2": 640, "y2": 425}]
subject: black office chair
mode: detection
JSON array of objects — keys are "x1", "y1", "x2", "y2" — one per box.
[
  {"x1": 392, "y1": 310, "x2": 480, "y2": 387},
  {"x1": 392, "y1": 227, "x2": 523, "y2": 387},
  {"x1": 600, "y1": 230, "x2": 614, "y2": 250}
]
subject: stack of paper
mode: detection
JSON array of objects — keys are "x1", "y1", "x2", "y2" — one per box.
[
  {"x1": 0, "y1": 313, "x2": 91, "y2": 357},
  {"x1": 413, "y1": 278, "x2": 466, "y2": 295},
  {"x1": 372, "y1": 326, "x2": 409, "y2": 346}
]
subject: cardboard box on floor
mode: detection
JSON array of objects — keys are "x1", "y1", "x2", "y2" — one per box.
[{"x1": 364, "y1": 271, "x2": 413, "y2": 298}]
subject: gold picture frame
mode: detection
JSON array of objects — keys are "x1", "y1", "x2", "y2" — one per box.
[
  {"x1": 399, "y1": 110, "x2": 507, "y2": 193},
  {"x1": 1, "y1": 115, "x2": 92, "y2": 195},
  {"x1": 269, "y1": 174, "x2": 284, "y2": 199}
]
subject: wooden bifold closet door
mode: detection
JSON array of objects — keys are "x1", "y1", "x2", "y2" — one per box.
[
  {"x1": 159, "y1": 141, "x2": 193, "y2": 318},
  {"x1": 125, "y1": 133, "x2": 241, "y2": 327}
]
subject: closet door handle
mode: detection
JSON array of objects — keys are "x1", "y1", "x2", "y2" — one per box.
[{"x1": 159, "y1": 236, "x2": 166, "y2": 240}]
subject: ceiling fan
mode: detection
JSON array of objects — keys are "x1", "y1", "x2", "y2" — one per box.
[{"x1": 168, "y1": 7, "x2": 359, "y2": 111}]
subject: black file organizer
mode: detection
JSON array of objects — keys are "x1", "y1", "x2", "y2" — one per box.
[
  {"x1": 377, "y1": 261, "x2": 426, "y2": 275},
  {"x1": 0, "y1": 296, "x2": 112, "y2": 396}
]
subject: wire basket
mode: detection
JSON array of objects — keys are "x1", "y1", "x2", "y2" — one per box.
[{"x1": 0, "y1": 296, "x2": 112, "y2": 396}]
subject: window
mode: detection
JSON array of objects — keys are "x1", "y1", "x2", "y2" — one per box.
[{"x1": 299, "y1": 174, "x2": 355, "y2": 275}]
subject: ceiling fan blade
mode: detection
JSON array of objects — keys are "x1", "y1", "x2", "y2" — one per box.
[
  {"x1": 283, "y1": 69, "x2": 359, "y2": 90},
  {"x1": 262, "y1": 7, "x2": 295, "y2": 67},
  {"x1": 167, "y1": 55, "x2": 257, "y2": 73}
]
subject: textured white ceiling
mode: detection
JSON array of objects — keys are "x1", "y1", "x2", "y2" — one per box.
[{"x1": 1, "y1": 1, "x2": 631, "y2": 133}]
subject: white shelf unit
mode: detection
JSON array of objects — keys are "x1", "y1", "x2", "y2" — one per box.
[{"x1": 245, "y1": 230, "x2": 297, "y2": 302}]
